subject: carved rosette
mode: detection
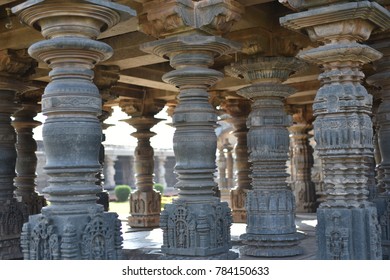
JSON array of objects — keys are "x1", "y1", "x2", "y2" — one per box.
[
  {"x1": 367, "y1": 32, "x2": 390, "y2": 258},
  {"x1": 226, "y1": 56, "x2": 305, "y2": 257},
  {"x1": 222, "y1": 97, "x2": 251, "y2": 223},
  {"x1": 13, "y1": 102, "x2": 47, "y2": 215},
  {"x1": 141, "y1": 34, "x2": 239, "y2": 259},
  {"x1": 288, "y1": 123, "x2": 317, "y2": 213},
  {"x1": 123, "y1": 117, "x2": 163, "y2": 228},
  {"x1": 12, "y1": 0, "x2": 133, "y2": 260},
  {"x1": 280, "y1": 0, "x2": 390, "y2": 259}
]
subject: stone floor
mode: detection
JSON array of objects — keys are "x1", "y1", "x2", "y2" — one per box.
[{"x1": 120, "y1": 213, "x2": 317, "y2": 260}]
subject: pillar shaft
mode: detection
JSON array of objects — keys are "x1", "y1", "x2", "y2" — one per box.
[
  {"x1": 13, "y1": 102, "x2": 46, "y2": 215},
  {"x1": 288, "y1": 123, "x2": 317, "y2": 213},
  {"x1": 13, "y1": 0, "x2": 133, "y2": 260},
  {"x1": 226, "y1": 56, "x2": 305, "y2": 257},
  {"x1": 281, "y1": 0, "x2": 390, "y2": 259}
]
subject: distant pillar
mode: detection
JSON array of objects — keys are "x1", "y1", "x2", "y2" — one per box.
[
  {"x1": 222, "y1": 97, "x2": 251, "y2": 223},
  {"x1": 104, "y1": 154, "x2": 117, "y2": 191},
  {"x1": 13, "y1": 100, "x2": 47, "y2": 215},
  {"x1": 123, "y1": 116, "x2": 162, "y2": 228},
  {"x1": 281, "y1": 0, "x2": 390, "y2": 259},
  {"x1": 226, "y1": 56, "x2": 305, "y2": 257},
  {"x1": 288, "y1": 123, "x2": 317, "y2": 213},
  {"x1": 157, "y1": 154, "x2": 167, "y2": 188},
  {"x1": 0, "y1": 49, "x2": 32, "y2": 259},
  {"x1": 224, "y1": 139, "x2": 234, "y2": 190},
  {"x1": 218, "y1": 147, "x2": 227, "y2": 190},
  {"x1": 13, "y1": 0, "x2": 133, "y2": 259}
]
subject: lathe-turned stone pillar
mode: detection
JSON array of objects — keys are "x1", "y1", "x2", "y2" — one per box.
[
  {"x1": 94, "y1": 65, "x2": 120, "y2": 211},
  {"x1": 0, "y1": 49, "x2": 31, "y2": 259},
  {"x1": 140, "y1": 0, "x2": 243, "y2": 259},
  {"x1": 281, "y1": 0, "x2": 390, "y2": 259},
  {"x1": 13, "y1": 98, "x2": 46, "y2": 215},
  {"x1": 226, "y1": 56, "x2": 305, "y2": 257},
  {"x1": 222, "y1": 97, "x2": 251, "y2": 223},
  {"x1": 13, "y1": 0, "x2": 134, "y2": 260},
  {"x1": 367, "y1": 31, "x2": 390, "y2": 258},
  {"x1": 288, "y1": 107, "x2": 316, "y2": 213},
  {"x1": 121, "y1": 96, "x2": 165, "y2": 228}
]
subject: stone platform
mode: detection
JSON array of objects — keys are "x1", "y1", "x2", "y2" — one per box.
[{"x1": 120, "y1": 213, "x2": 317, "y2": 260}]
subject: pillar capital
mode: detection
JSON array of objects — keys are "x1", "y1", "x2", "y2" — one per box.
[{"x1": 139, "y1": 0, "x2": 244, "y2": 38}]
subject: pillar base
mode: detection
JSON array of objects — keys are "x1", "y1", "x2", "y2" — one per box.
[
  {"x1": 160, "y1": 199, "x2": 236, "y2": 259},
  {"x1": 230, "y1": 188, "x2": 247, "y2": 223},
  {"x1": 240, "y1": 232, "x2": 304, "y2": 257},
  {"x1": 0, "y1": 199, "x2": 27, "y2": 259},
  {"x1": 316, "y1": 206, "x2": 382, "y2": 260},
  {"x1": 18, "y1": 193, "x2": 46, "y2": 216},
  {"x1": 21, "y1": 209, "x2": 123, "y2": 260},
  {"x1": 128, "y1": 190, "x2": 161, "y2": 228},
  {"x1": 293, "y1": 182, "x2": 317, "y2": 213}
]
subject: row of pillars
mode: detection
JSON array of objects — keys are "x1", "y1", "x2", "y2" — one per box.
[{"x1": 0, "y1": 0, "x2": 389, "y2": 260}]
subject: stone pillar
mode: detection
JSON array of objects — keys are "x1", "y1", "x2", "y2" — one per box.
[
  {"x1": 0, "y1": 49, "x2": 33, "y2": 259},
  {"x1": 222, "y1": 97, "x2": 251, "y2": 223},
  {"x1": 218, "y1": 147, "x2": 227, "y2": 190},
  {"x1": 123, "y1": 115, "x2": 163, "y2": 228},
  {"x1": 157, "y1": 154, "x2": 167, "y2": 188},
  {"x1": 226, "y1": 56, "x2": 305, "y2": 257},
  {"x1": 367, "y1": 31, "x2": 390, "y2": 258},
  {"x1": 13, "y1": 99, "x2": 47, "y2": 215},
  {"x1": 95, "y1": 65, "x2": 120, "y2": 211},
  {"x1": 224, "y1": 139, "x2": 234, "y2": 190},
  {"x1": 288, "y1": 118, "x2": 317, "y2": 213},
  {"x1": 140, "y1": 0, "x2": 243, "y2": 259},
  {"x1": 12, "y1": 0, "x2": 134, "y2": 260},
  {"x1": 104, "y1": 154, "x2": 117, "y2": 191},
  {"x1": 281, "y1": 0, "x2": 390, "y2": 259}
]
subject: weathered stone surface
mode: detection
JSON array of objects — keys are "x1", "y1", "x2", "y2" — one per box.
[
  {"x1": 226, "y1": 56, "x2": 306, "y2": 257},
  {"x1": 280, "y1": 0, "x2": 390, "y2": 259},
  {"x1": 13, "y1": 0, "x2": 134, "y2": 259}
]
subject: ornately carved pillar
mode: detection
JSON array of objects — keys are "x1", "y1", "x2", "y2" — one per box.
[
  {"x1": 140, "y1": 0, "x2": 243, "y2": 259},
  {"x1": 226, "y1": 56, "x2": 305, "y2": 257},
  {"x1": 367, "y1": 31, "x2": 390, "y2": 258},
  {"x1": 288, "y1": 108, "x2": 316, "y2": 213},
  {"x1": 13, "y1": 98, "x2": 46, "y2": 215},
  {"x1": 0, "y1": 50, "x2": 31, "y2": 259},
  {"x1": 120, "y1": 96, "x2": 165, "y2": 228},
  {"x1": 281, "y1": 0, "x2": 390, "y2": 259},
  {"x1": 222, "y1": 97, "x2": 251, "y2": 223},
  {"x1": 13, "y1": 0, "x2": 134, "y2": 259}
]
